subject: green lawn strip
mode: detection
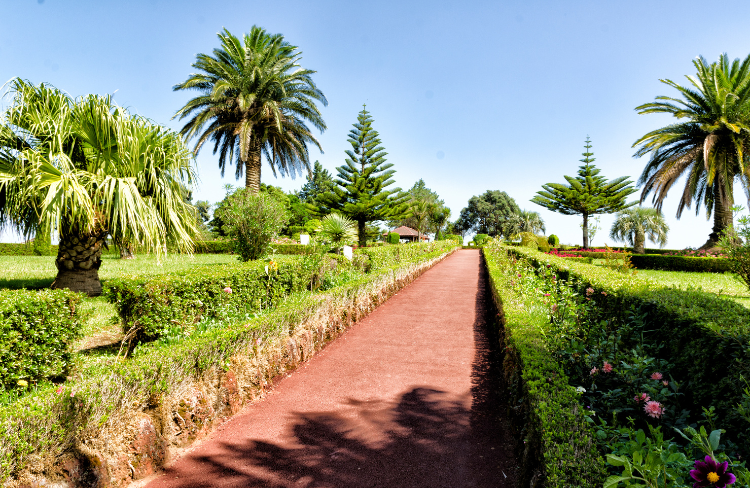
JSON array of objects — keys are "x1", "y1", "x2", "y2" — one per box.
[
  {"x1": 483, "y1": 247, "x2": 606, "y2": 487},
  {"x1": 0, "y1": 243, "x2": 458, "y2": 482},
  {"x1": 505, "y1": 245, "x2": 750, "y2": 450}
]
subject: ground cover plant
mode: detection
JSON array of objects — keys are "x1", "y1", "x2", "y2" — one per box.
[
  {"x1": 0, "y1": 240, "x2": 458, "y2": 486},
  {"x1": 488, "y1": 242, "x2": 750, "y2": 486}
]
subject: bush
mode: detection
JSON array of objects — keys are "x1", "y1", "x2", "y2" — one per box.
[
  {"x1": 547, "y1": 234, "x2": 559, "y2": 247},
  {"x1": 0, "y1": 289, "x2": 83, "y2": 389},
  {"x1": 535, "y1": 235, "x2": 550, "y2": 253},
  {"x1": 32, "y1": 231, "x2": 52, "y2": 256},
  {"x1": 105, "y1": 256, "x2": 314, "y2": 343},
  {"x1": 357, "y1": 240, "x2": 459, "y2": 272},
  {"x1": 0, "y1": 243, "x2": 56, "y2": 256},
  {"x1": 519, "y1": 232, "x2": 538, "y2": 250},
  {"x1": 387, "y1": 232, "x2": 400, "y2": 244},
  {"x1": 473, "y1": 233, "x2": 490, "y2": 246},
  {"x1": 215, "y1": 189, "x2": 289, "y2": 261},
  {"x1": 629, "y1": 254, "x2": 732, "y2": 272}
]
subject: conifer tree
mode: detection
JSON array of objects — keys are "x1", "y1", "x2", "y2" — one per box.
[
  {"x1": 317, "y1": 106, "x2": 408, "y2": 246},
  {"x1": 531, "y1": 137, "x2": 637, "y2": 248},
  {"x1": 298, "y1": 161, "x2": 335, "y2": 205}
]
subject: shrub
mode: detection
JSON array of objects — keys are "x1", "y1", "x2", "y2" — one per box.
[
  {"x1": 105, "y1": 256, "x2": 314, "y2": 342},
  {"x1": 318, "y1": 213, "x2": 357, "y2": 252},
  {"x1": 519, "y1": 232, "x2": 538, "y2": 250},
  {"x1": 547, "y1": 234, "x2": 559, "y2": 247},
  {"x1": 473, "y1": 233, "x2": 490, "y2": 246},
  {"x1": 215, "y1": 189, "x2": 289, "y2": 261},
  {"x1": 629, "y1": 254, "x2": 732, "y2": 272},
  {"x1": 535, "y1": 235, "x2": 550, "y2": 253},
  {"x1": 0, "y1": 289, "x2": 83, "y2": 389},
  {"x1": 357, "y1": 240, "x2": 458, "y2": 272},
  {"x1": 32, "y1": 231, "x2": 52, "y2": 256},
  {"x1": 387, "y1": 232, "x2": 400, "y2": 244},
  {"x1": 719, "y1": 216, "x2": 750, "y2": 288},
  {"x1": 0, "y1": 243, "x2": 56, "y2": 256}
]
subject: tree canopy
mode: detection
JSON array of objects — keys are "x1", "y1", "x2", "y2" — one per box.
[
  {"x1": 458, "y1": 190, "x2": 521, "y2": 238},
  {"x1": 532, "y1": 137, "x2": 636, "y2": 248},
  {"x1": 173, "y1": 26, "x2": 327, "y2": 193},
  {"x1": 609, "y1": 207, "x2": 669, "y2": 254},
  {"x1": 633, "y1": 53, "x2": 750, "y2": 249},
  {"x1": 298, "y1": 161, "x2": 335, "y2": 206},
  {"x1": 316, "y1": 106, "x2": 408, "y2": 246}
]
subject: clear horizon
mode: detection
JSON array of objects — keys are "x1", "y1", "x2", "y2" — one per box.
[{"x1": 3, "y1": 0, "x2": 750, "y2": 248}]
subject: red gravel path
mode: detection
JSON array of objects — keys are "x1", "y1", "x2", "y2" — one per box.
[{"x1": 141, "y1": 249, "x2": 517, "y2": 488}]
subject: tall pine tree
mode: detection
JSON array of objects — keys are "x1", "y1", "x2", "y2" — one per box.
[
  {"x1": 317, "y1": 106, "x2": 408, "y2": 246},
  {"x1": 531, "y1": 137, "x2": 637, "y2": 248}
]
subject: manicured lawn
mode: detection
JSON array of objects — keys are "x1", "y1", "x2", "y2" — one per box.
[{"x1": 637, "y1": 269, "x2": 750, "y2": 307}]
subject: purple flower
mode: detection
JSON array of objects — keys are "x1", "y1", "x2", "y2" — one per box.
[{"x1": 690, "y1": 455, "x2": 736, "y2": 487}]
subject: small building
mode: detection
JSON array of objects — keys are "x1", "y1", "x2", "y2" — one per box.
[{"x1": 387, "y1": 226, "x2": 429, "y2": 243}]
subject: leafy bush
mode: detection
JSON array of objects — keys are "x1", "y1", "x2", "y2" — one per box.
[
  {"x1": 387, "y1": 232, "x2": 400, "y2": 244},
  {"x1": 473, "y1": 233, "x2": 490, "y2": 246},
  {"x1": 318, "y1": 213, "x2": 357, "y2": 251},
  {"x1": 0, "y1": 243, "x2": 56, "y2": 256},
  {"x1": 357, "y1": 240, "x2": 458, "y2": 272},
  {"x1": 547, "y1": 234, "x2": 559, "y2": 247},
  {"x1": 719, "y1": 216, "x2": 750, "y2": 289},
  {"x1": 105, "y1": 256, "x2": 313, "y2": 342},
  {"x1": 0, "y1": 289, "x2": 82, "y2": 389},
  {"x1": 215, "y1": 189, "x2": 289, "y2": 261},
  {"x1": 535, "y1": 235, "x2": 550, "y2": 252},
  {"x1": 629, "y1": 254, "x2": 732, "y2": 272},
  {"x1": 519, "y1": 232, "x2": 538, "y2": 250}
]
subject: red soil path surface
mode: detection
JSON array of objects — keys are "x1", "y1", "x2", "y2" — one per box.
[{"x1": 141, "y1": 249, "x2": 518, "y2": 488}]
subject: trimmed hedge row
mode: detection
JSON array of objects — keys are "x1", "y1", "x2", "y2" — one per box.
[
  {"x1": 483, "y1": 246, "x2": 605, "y2": 486},
  {"x1": 0, "y1": 242, "x2": 459, "y2": 484},
  {"x1": 0, "y1": 289, "x2": 83, "y2": 389},
  {"x1": 506, "y1": 245, "x2": 750, "y2": 452},
  {"x1": 193, "y1": 240, "x2": 309, "y2": 255},
  {"x1": 104, "y1": 256, "x2": 313, "y2": 342},
  {"x1": 630, "y1": 253, "x2": 732, "y2": 272},
  {"x1": 357, "y1": 240, "x2": 458, "y2": 271}
]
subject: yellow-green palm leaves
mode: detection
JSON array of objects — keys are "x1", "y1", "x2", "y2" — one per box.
[
  {"x1": 634, "y1": 53, "x2": 750, "y2": 246},
  {"x1": 0, "y1": 78, "x2": 198, "y2": 254},
  {"x1": 173, "y1": 27, "x2": 327, "y2": 193}
]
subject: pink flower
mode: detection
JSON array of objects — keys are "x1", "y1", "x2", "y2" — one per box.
[
  {"x1": 223, "y1": 286, "x2": 232, "y2": 294},
  {"x1": 634, "y1": 393, "x2": 650, "y2": 403},
  {"x1": 644, "y1": 400, "x2": 664, "y2": 418},
  {"x1": 590, "y1": 367, "x2": 598, "y2": 376},
  {"x1": 662, "y1": 380, "x2": 669, "y2": 387},
  {"x1": 551, "y1": 304, "x2": 558, "y2": 312},
  {"x1": 543, "y1": 293, "x2": 551, "y2": 297},
  {"x1": 602, "y1": 361, "x2": 613, "y2": 373},
  {"x1": 586, "y1": 287, "x2": 594, "y2": 296},
  {"x1": 601, "y1": 291, "x2": 607, "y2": 296},
  {"x1": 650, "y1": 372, "x2": 663, "y2": 380},
  {"x1": 56, "y1": 386, "x2": 63, "y2": 395}
]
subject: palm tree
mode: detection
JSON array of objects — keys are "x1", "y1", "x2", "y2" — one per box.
[
  {"x1": 0, "y1": 79, "x2": 198, "y2": 295},
  {"x1": 633, "y1": 53, "x2": 750, "y2": 249},
  {"x1": 513, "y1": 209, "x2": 546, "y2": 235},
  {"x1": 173, "y1": 27, "x2": 327, "y2": 194},
  {"x1": 609, "y1": 207, "x2": 669, "y2": 254},
  {"x1": 408, "y1": 199, "x2": 433, "y2": 242},
  {"x1": 318, "y1": 213, "x2": 357, "y2": 253}
]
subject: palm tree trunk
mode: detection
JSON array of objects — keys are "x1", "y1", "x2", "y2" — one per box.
[
  {"x1": 358, "y1": 219, "x2": 366, "y2": 248},
  {"x1": 634, "y1": 231, "x2": 646, "y2": 254},
  {"x1": 582, "y1": 213, "x2": 589, "y2": 249},
  {"x1": 52, "y1": 231, "x2": 107, "y2": 296},
  {"x1": 245, "y1": 137, "x2": 262, "y2": 194},
  {"x1": 700, "y1": 181, "x2": 733, "y2": 250}
]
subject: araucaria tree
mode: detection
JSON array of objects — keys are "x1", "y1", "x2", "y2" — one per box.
[
  {"x1": 173, "y1": 27, "x2": 327, "y2": 194},
  {"x1": 633, "y1": 53, "x2": 750, "y2": 249},
  {"x1": 0, "y1": 79, "x2": 198, "y2": 295},
  {"x1": 609, "y1": 207, "x2": 669, "y2": 254},
  {"x1": 317, "y1": 106, "x2": 408, "y2": 247},
  {"x1": 532, "y1": 137, "x2": 636, "y2": 248}
]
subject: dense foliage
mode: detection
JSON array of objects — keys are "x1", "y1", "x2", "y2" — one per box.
[
  {"x1": 458, "y1": 190, "x2": 521, "y2": 238},
  {"x1": 0, "y1": 289, "x2": 82, "y2": 390},
  {"x1": 609, "y1": 207, "x2": 669, "y2": 254}
]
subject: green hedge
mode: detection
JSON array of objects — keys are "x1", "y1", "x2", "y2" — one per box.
[
  {"x1": 0, "y1": 243, "x2": 57, "y2": 256},
  {"x1": 562, "y1": 256, "x2": 593, "y2": 264},
  {"x1": 630, "y1": 253, "x2": 732, "y2": 272},
  {"x1": 0, "y1": 289, "x2": 83, "y2": 389},
  {"x1": 506, "y1": 245, "x2": 750, "y2": 452},
  {"x1": 357, "y1": 240, "x2": 457, "y2": 272},
  {"x1": 483, "y1": 246, "x2": 605, "y2": 486},
  {"x1": 193, "y1": 240, "x2": 309, "y2": 255},
  {"x1": 104, "y1": 256, "x2": 313, "y2": 342}
]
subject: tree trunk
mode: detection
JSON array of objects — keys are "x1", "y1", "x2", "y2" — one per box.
[
  {"x1": 245, "y1": 137, "x2": 262, "y2": 194},
  {"x1": 700, "y1": 181, "x2": 733, "y2": 251},
  {"x1": 582, "y1": 213, "x2": 589, "y2": 249},
  {"x1": 52, "y1": 231, "x2": 107, "y2": 296},
  {"x1": 634, "y1": 231, "x2": 646, "y2": 254},
  {"x1": 358, "y1": 219, "x2": 367, "y2": 248}
]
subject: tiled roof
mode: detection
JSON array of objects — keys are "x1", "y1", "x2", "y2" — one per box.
[{"x1": 391, "y1": 226, "x2": 420, "y2": 237}]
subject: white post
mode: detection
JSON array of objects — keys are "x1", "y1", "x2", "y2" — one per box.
[
  {"x1": 342, "y1": 245, "x2": 353, "y2": 260},
  {"x1": 300, "y1": 234, "x2": 310, "y2": 245}
]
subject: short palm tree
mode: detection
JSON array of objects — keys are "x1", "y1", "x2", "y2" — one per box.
[
  {"x1": 408, "y1": 199, "x2": 433, "y2": 242},
  {"x1": 0, "y1": 79, "x2": 198, "y2": 295},
  {"x1": 173, "y1": 27, "x2": 327, "y2": 194},
  {"x1": 633, "y1": 53, "x2": 750, "y2": 249},
  {"x1": 609, "y1": 207, "x2": 669, "y2": 254},
  {"x1": 318, "y1": 213, "x2": 357, "y2": 252},
  {"x1": 514, "y1": 209, "x2": 546, "y2": 235}
]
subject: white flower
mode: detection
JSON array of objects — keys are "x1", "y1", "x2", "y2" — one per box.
[{"x1": 575, "y1": 386, "x2": 586, "y2": 394}]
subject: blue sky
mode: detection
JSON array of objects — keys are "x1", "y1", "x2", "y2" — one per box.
[{"x1": 3, "y1": 0, "x2": 750, "y2": 247}]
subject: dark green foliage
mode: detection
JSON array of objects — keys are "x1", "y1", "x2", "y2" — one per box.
[
  {"x1": 532, "y1": 137, "x2": 637, "y2": 248},
  {"x1": 105, "y1": 257, "x2": 313, "y2": 342},
  {"x1": 215, "y1": 189, "x2": 289, "y2": 261},
  {"x1": 483, "y1": 247, "x2": 606, "y2": 486},
  {"x1": 548, "y1": 234, "x2": 560, "y2": 247},
  {"x1": 0, "y1": 243, "x2": 56, "y2": 256},
  {"x1": 458, "y1": 190, "x2": 521, "y2": 237},
  {"x1": 0, "y1": 289, "x2": 82, "y2": 389},
  {"x1": 629, "y1": 254, "x2": 732, "y2": 272},
  {"x1": 316, "y1": 106, "x2": 409, "y2": 246},
  {"x1": 31, "y1": 229, "x2": 51, "y2": 256},
  {"x1": 387, "y1": 232, "x2": 400, "y2": 244},
  {"x1": 507, "y1": 245, "x2": 750, "y2": 454},
  {"x1": 298, "y1": 161, "x2": 336, "y2": 206},
  {"x1": 194, "y1": 240, "x2": 308, "y2": 255},
  {"x1": 473, "y1": 234, "x2": 490, "y2": 246}
]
